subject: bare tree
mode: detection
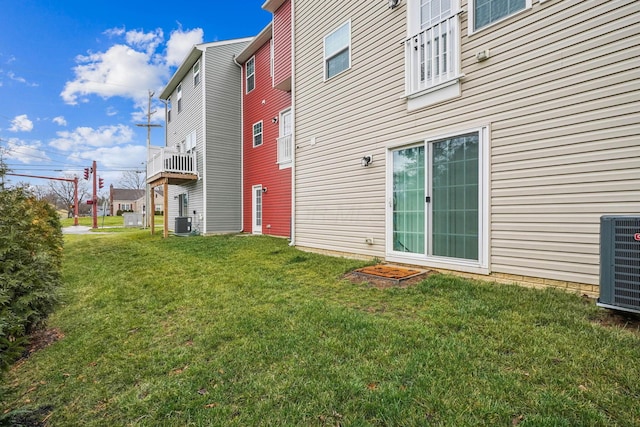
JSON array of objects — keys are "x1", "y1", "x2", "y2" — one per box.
[
  {"x1": 118, "y1": 170, "x2": 145, "y2": 190},
  {"x1": 49, "y1": 176, "x2": 90, "y2": 217},
  {"x1": 32, "y1": 185, "x2": 59, "y2": 207}
]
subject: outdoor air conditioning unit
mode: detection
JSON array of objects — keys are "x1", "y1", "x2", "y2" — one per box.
[
  {"x1": 597, "y1": 215, "x2": 640, "y2": 314},
  {"x1": 175, "y1": 216, "x2": 192, "y2": 234}
]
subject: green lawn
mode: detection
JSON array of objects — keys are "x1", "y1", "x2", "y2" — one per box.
[{"x1": 2, "y1": 231, "x2": 639, "y2": 426}]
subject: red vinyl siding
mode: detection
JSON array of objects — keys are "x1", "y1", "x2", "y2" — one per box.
[
  {"x1": 272, "y1": 0, "x2": 292, "y2": 89},
  {"x1": 242, "y1": 35, "x2": 292, "y2": 237}
]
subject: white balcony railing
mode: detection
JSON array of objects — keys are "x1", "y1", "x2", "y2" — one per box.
[
  {"x1": 405, "y1": 13, "x2": 460, "y2": 95},
  {"x1": 277, "y1": 134, "x2": 292, "y2": 165},
  {"x1": 147, "y1": 146, "x2": 197, "y2": 179}
]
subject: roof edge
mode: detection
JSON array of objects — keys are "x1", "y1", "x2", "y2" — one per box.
[
  {"x1": 159, "y1": 37, "x2": 255, "y2": 100},
  {"x1": 235, "y1": 23, "x2": 272, "y2": 64},
  {"x1": 262, "y1": 0, "x2": 286, "y2": 13}
]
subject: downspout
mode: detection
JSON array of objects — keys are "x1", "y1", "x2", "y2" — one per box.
[
  {"x1": 233, "y1": 53, "x2": 245, "y2": 232},
  {"x1": 289, "y1": 0, "x2": 296, "y2": 246},
  {"x1": 200, "y1": 47, "x2": 208, "y2": 234}
]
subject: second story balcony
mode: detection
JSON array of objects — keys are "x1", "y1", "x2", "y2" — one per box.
[
  {"x1": 277, "y1": 134, "x2": 292, "y2": 167},
  {"x1": 147, "y1": 146, "x2": 198, "y2": 186},
  {"x1": 405, "y1": 12, "x2": 461, "y2": 102}
]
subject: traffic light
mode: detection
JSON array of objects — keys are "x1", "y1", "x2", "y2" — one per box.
[
  {"x1": 83, "y1": 167, "x2": 90, "y2": 180},
  {"x1": 99, "y1": 178, "x2": 104, "y2": 189}
]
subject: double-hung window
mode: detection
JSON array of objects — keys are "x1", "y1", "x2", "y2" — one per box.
[
  {"x1": 177, "y1": 83, "x2": 182, "y2": 113},
  {"x1": 193, "y1": 60, "x2": 201, "y2": 86},
  {"x1": 324, "y1": 21, "x2": 351, "y2": 80},
  {"x1": 252, "y1": 121, "x2": 263, "y2": 147},
  {"x1": 470, "y1": 0, "x2": 530, "y2": 32},
  {"x1": 246, "y1": 56, "x2": 255, "y2": 93}
]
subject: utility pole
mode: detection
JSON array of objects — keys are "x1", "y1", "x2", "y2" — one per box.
[
  {"x1": 136, "y1": 90, "x2": 162, "y2": 228},
  {"x1": 92, "y1": 160, "x2": 98, "y2": 229}
]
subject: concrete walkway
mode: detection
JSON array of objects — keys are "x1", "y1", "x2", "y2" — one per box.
[{"x1": 61, "y1": 226, "x2": 94, "y2": 235}]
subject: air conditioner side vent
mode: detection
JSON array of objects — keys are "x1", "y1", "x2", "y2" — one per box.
[{"x1": 598, "y1": 215, "x2": 640, "y2": 314}]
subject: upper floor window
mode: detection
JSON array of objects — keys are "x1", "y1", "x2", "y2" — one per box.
[
  {"x1": 252, "y1": 121, "x2": 263, "y2": 147},
  {"x1": 193, "y1": 60, "x2": 201, "y2": 86},
  {"x1": 246, "y1": 57, "x2": 255, "y2": 93},
  {"x1": 421, "y1": 0, "x2": 452, "y2": 28},
  {"x1": 405, "y1": 0, "x2": 461, "y2": 110},
  {"x1": 185, "y1": 130, "x2": 196, "y2": 153},
  {"x1": 471, "y1": 0, "x2": 529, "y2": 32},
  {"x1": 177, "y1": 83, "x2": 182, "y2": 113},
  {"x1": 324, "y1": 21, "x2": 351, "y2": 80}
]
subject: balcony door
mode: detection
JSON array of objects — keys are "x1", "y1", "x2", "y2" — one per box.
[{"x1": 278, "y1": 109, "x2": 293, "y2": 167}]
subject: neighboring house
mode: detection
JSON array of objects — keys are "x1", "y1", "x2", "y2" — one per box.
[
  {"x1": 148, "y1": 38, "x2": 252, "y2": 236},
  {"x1": 109, "y1": 185, "x2": 145, "y2": 215},
  {"x1": 290, "y1": 0, "x2": 640, "y2": 293},
  {"x1": 133, "y1": 187, "x2": 164, "y2": 215},
  {"x1": 235, "y1": 17, "x2": 293, "y2": 237}
]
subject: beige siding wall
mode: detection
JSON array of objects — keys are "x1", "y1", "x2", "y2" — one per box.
[{"x1": 293, "y1": 0, "x2": 640, "y2": 286}]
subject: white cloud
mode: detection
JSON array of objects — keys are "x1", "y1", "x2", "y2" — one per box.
[
  {"x1": 166, "y1": 28, "x2": 204, "y2": 67},
  {"x1": 60, "y1": 26, "x2": 203, "y2": 107},
  {"x1": 106, "y1": 106, "x2": 118, "y2": 116},
  {"x1": 104, "y1": 27, "x2": 125, "y2": 38},
  {"x1": 126, "y1": 28, "x2": 164, "y2": 55},
  {"x1": 7, "y1": 71, "x2": 38, "y2": 87},
  {"x1": 53, "y1": 116, "x2": 67, "y2": 126},
  {"x1": 49, "y1": 124, "x2": 135, "y2": 151},
  {"x1": 2, "y1": 137, "x2": 49, "y2": 163},
  {"x1": 9, "y1": 114, "x2": 34, "y2": 132},
  {"x1": 60, "y1": 44, "x2": 165, "y2": 105},
  {"x1": 84, "y1": 144, "x2": 146, "y2": 169}
]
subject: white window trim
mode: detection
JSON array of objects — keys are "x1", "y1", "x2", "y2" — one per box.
[
  {"x1": 177, "y1": 83, "x2": 182, "y2": 113},
  {"x1": 323, "y1": 20, "x2": 351, "y2": 81},
  {"x1": 246, "y1": 56, "x2": 256, "y2": 93},
  {"x1": 277, "y1": 108, "x2": 293, "y2": 169},
  {"x1": 467, "y1": 0, "x2": 532, "y2": 36},
  {"x1": 385, "y1": 125, "x2": 491, "y2": 275},
  {"x1": 185, "y1": 130, "x2": 196, "y2": 153},
  {"x1": 252, "y1": 120, "x2": 263, "y2": 148},
  {"x1": 193, "y1": 60, "x2": 201, "y2": 86}
]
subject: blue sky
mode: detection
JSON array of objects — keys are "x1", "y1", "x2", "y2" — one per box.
[{"x1": 0, "y1": 0, "x2": 271, "y2": 191}]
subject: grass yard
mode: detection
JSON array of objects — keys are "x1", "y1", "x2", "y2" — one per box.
[{"x1": 2, "y1": 231, "x2": 639, "y2": 426}]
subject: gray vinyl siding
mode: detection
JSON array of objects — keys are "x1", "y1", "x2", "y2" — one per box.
[
  {"x1": 164, "y1": 54, "x2": 205, "y2": 231},
  {"x1": 162, "y1": 39, "x2": 250, "y2": 234},
  {"x1": 203, "y1": 41, "x2": 250, "y2": 233},
  {"x1": 293, "y1": 0, "x2": 640, "y2": 285}
]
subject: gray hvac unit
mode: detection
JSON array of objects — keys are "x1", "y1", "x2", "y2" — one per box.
[
  {"x1": 175, "y1": 216, "x2": 192, "y2": 234},
  {"x1": 598, "y1": 215, "x2": 640, "y2": 314}
]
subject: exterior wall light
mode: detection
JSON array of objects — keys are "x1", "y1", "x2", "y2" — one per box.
[
  {"x1": 361, "y1": 155, "x2": 373, "y2": 167},
  {"x1": 389, "y1": 0, "x2": 401, "y2": 9}
]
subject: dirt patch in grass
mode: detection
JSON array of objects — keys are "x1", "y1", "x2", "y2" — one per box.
[
  {"x1": 15, "y1": 328, "x2": 65, "y2": 367},
  {"x1": 344, "y1": 265, "x2": 436, "y2": 289},
  {"x1": 592, "y1": 309, "x2": 640, "y2": 334}
]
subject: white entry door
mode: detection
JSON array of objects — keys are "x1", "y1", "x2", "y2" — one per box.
[{"x1": 252, "y1": 185, "x2": 263, "y2": 235}]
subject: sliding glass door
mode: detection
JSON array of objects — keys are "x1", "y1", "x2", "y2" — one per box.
[{"x1": 391, "y1": 131, "x2": 482, "y2": 263}]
